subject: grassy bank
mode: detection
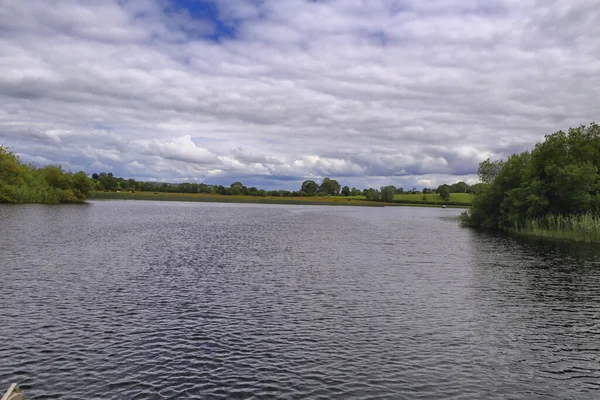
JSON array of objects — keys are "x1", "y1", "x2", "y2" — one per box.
[
  {"x1": 511, "y1": 213, "x2": 600, "y2": 243},
  {"x1": 91, "y1": 191, "x2": 470, "y2": 207},
  {"x1": 333, "y1": 193, "x2": 472, "y2": 207},
  {"x1": 91, "y1": 191, "x2": 386, "y2": 206}
]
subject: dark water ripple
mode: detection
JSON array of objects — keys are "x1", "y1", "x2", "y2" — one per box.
[{"x1": 1, "y1": 201, "x2": 600, "y2": 399}]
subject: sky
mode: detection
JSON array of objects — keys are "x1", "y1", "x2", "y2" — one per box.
[{"x1": 1, "y1": 0, "x2": 599, "y2": 191}]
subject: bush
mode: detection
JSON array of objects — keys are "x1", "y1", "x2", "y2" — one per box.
[
  {"x1": 0, "y1": 145, "x2": 94, "y2": 204},
  {"x1": 462, "y1": 123, "x2": 600, "y2": 240}
]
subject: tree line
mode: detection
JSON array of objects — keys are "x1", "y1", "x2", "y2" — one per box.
[
  {"x1": 0, "y1": 143, "x2": 476, "y2": 205},
  {"x1": 461, "y1": 123, "x2": 600, "y2": 232},
  {"x1": 0, "y1": 146, "x2": 94, "y2": 204},
  {"x1": 93, "y1": 172, "x2": 474, "y2": 202}
]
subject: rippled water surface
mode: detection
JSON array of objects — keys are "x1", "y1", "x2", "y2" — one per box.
[{"x1": 2, "y1": 201, "x2": 600, "y2": 399}]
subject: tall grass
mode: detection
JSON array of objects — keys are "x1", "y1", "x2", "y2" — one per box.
[{"x1": 514, "y1": 213, "x2": 600, "y2": 243}]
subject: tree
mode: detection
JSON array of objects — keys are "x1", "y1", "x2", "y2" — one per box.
[
  {"x1": 341, "y1": 186, "x2": 350, "y2": 196},
  {"x1": 437, "y1": 184, "x2": 451, "y2": 201},
  {"x1": 365, "y1": 188, "x2": 380, "y2": 201},
  {"x1": 301, "y1": 180, "x2": 319, "y2": 196},
  {"x1": 0, "y1": 145, "x2": 94, "y2": 204},
  {"x1": 380, "y1": 186, "x2": 395, "y2": 202},
  {"x1": 72, "y1": 171, "x2": 94, "y2": 199},
  {"x1": 41, "y1": 165, "x2": 68, "y2": 189},
  {"x1": 230, "y1": 181, "x2": 243, "y2": 195},
  {"x1": 0, "y1": 145, "x2": 23, "y2": 186},
  {"x1": 97, "y1": 172, "x2": 117, "y2": 191},
  {"x1": 478, "y1": 159, "x2": 504, "y2": 184},
  {"x1": 320, "y1": 177, "x2": 341, "y2": 196},
  {"x1": 462, "y1": 123, "x2": 600, "y2": 230},
  {"x1": 126, "y1": 178, "x2": 137, "y2": 190},
  {"x1": 450, "y1": 181, "x2": 470, "y2": 193}
]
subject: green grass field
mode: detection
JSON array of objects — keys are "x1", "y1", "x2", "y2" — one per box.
[
  {"x1": 91, "y1": 191, "x2": 385, "y2": 206},
  {"x1": 333, "y1": 193, "x2": 472, "y2": 206},
  {"x1": 92, "y1": 191, "x2": 472, "y2": 207},
  {"x1": 394, "y1": 193, "x2": 472, "y2": 205}
]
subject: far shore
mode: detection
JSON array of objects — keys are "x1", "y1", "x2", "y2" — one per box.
[{"x1": 90, "y1": 191, "x2": 471, "y2": 208}]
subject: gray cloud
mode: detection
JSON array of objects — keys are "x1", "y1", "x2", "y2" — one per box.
[{"x1": 1, "y1": 0, "x2": 599, "y2": 190}]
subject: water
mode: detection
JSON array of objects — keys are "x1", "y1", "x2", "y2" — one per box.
[{"x1": 1, "y1": 201, "x2": 600, "y2": 399}]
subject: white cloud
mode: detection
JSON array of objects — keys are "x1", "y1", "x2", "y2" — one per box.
[
  {"x1": 134, "y1": 135, "x2": 219, "y2": 164},
  {"x1": 1, "y1": 0, "x2": 599, "y2": 190}
]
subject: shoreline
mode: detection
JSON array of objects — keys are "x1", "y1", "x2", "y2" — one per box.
[
  {"x1": 90, "y1": 192, "x2": 469, "y2": 208},
  {"x1": 509, "y1": 228, "x2": 600, "y2": 244}
]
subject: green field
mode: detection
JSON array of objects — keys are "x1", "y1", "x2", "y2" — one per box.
[
  {"x1": 92, "y1": 191, "x2": 385, "y2": 206},
  {"x1": 92, "y1": 191, "x2": 472, "y2": 207},
  {"x1": 333, "y1": 193, "x2": 472, "y2": 206},
  {"x1": 394, "y1": 193, "x2": 472, "y2": 205}
]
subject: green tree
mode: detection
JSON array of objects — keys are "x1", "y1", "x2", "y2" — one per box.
[
  {"x1": 341, "y1": 185, "x2": 350, "y2": 196},
  {"x1": 478, "y1": 159, "x2": 504, "y2": 184},
  {"x1": 437, "y1": 184, "x2": 451, "y2": 202},
  {"x1": 72, "y1": 171, "x2": 94, "y2": 199},
  {"x1": 97, "y1": 172, "x2": 117, "y2": 191},
  {"x1": 365, "y1": 188, "x2": 380, "y2": 201},
  {"x1": 462, "y1": 123, "x2": 600, "y2": 231},
  {"x1": 41, "y1": 165, "x2": 68, "y2": 189},
  {"x1": 301, "y1": 180, "x2": 319, "y2": 196},
  {"x1": 450, "y1": 181, "x2": 470, "y2": 193},
  {"x1": 230, "y1": 181, "x2": 244, "y2": 195},
  {"x1": 0, "y1": 145, "x2": 23, "y2": 186},
  {"x1": 380, "y1": 186, "x2": 395, "y2": 202},
  {"x1": 320, "y1": 177, "x2": 341, "y2": 195},
  {"x1": 0, "y1": 145, "x2": 93, "y2": 204}
]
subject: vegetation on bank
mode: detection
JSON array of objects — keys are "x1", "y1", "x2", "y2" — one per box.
[
  {"x1": 460, "y1": 123, "x2": 600, "y2": 242},
  {"x1": 334, "y1": 193, "x2": 472, "y2": 206},
  {"x1": 0, "y1": 146, "x2": 94, "y2": 204},
  {"x1": 92, "y1": 191, "x2": 471, "y2": 207},
  {"x1": 514, "y1": 213, "x2": 600, "y2": 243},
  {"x1": 92, "y1": 191, "x2": 386, "y2": 206},
  {"x1": 91, "y1": 172, "x2": 474, "y2": 206},
  {"x1": 2, "y1": 143, "x2": 473, "y2": 207}
]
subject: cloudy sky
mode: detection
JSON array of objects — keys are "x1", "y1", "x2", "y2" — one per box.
[{"x1": 1, "y1": 0, "x2": 599, "y2": 190}]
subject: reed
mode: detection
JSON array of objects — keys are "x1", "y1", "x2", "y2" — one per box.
[{"x1": 514, "y1": 213, "x2": 600, "y2": 243}]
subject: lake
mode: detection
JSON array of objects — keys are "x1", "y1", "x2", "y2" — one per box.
[{"x1": 1, "y1": 201, "x2": 600, "y2": 399}]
